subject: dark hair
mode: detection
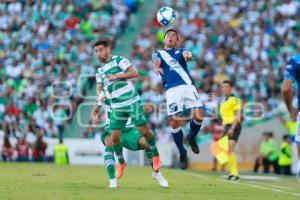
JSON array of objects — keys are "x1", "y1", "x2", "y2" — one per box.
[
  {"x1": 94, "y1": 39, "x2": 110, "y2": 48},
  {"x1": 283, "y1": 134, "x2": 290, "y2": 141},
  {"x1": 268, "y1": 132, "x2": 273, "y2": 137},
  {"x1": 222, "y1": 80, "x2": 233, "y2": 87},
  {"x1": 164, "y1": 29, "x2": 178, "y2": 40}
]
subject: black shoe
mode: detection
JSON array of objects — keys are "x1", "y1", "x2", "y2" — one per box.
[
  {"x1": 226, "y1": 174, "x2": 240, "y2": 181},
  {"x1": 188, "y1": 138, "x2": 200, "y2": 154},
  {"x1": 179, "y1": 152, "x2": 188, "y2": 169}
]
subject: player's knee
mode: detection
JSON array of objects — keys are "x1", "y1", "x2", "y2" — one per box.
[
  {"x1": 111, "y1": 131, "x2": 121, "y2": 144},
  {"x1": 193, "y1": 109, "x2": 204, "y2": 122}
]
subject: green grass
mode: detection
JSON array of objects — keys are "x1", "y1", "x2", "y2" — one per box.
[{"x1": 0, "y1": 163, "x2": 299, "y2": 200}]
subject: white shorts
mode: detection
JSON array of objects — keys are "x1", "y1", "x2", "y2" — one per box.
[
  {"x1": 165, "y1": 84, "x2": 203, "y2": 116},
  {"x1": 296, "y1": 112, "x2": 300, "y2": 144}
]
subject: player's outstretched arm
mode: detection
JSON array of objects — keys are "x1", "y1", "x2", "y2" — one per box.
[
  {"x1": 107, "y1": 67, "x2": 138, "y2": 81},
  {"x1": 183, "y1": 50, "x2": 192, "y2": 61},
  {"x1": 153, "y1": 58, "x2": 163, "y2": 75}
]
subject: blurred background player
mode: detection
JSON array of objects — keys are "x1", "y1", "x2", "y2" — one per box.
[
  {"x1": 94, "y1": 39, "x2": 161, "y2": 174},
  {"x1": 152, "y1": 29, "x2": 204, "y2": 169},
  {"x1": 219, "y1": 80, "x2": 242, "y2": 180},
  {"x1": 91, "y1": 102, "x2": 168, "y2": 188},
  {"x1": 282, "y1": 54, "x2": 300, "y2": 179},
  {"x1": 279, "y1": 134, "x2": 292, "y2": 175}
]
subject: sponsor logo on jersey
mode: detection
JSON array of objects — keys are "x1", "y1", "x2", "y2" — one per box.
[{"x1": 169, "y1": 59, "x2": 180, "y2": 70}]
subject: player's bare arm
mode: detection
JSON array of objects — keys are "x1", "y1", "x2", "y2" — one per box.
[
  {"x1": 153, "y1": 58, "x2": 163, "y2": 75},
  {"x1": 91, "y1": 104, "x2": 100, "y2": 124},
  {"x1": 107, "y1": 67, "x2": 138, "y2": 81},
  {"x1": 96, "y1": 84, "x2": 106, "y2": 102},
  {"x1": 281, "y1": 79, "x2": 298, "y2": 120}
]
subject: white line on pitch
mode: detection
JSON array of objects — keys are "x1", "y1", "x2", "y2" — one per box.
[
  {"x1": 249, "y1": 181, "x2": 293, "y2": 191},
  {"x1": 179, "y1": 171, "x2": 209, "y2": 179},
  {"x1": 184, "y1": 172, "x2": 300, "y2": 197},
  {"x1": 224, "y1": 179, "x2": 300, "y2": 197},
  {"x1": 181, "y1": 171, "x2": 300, "y2": 196}
]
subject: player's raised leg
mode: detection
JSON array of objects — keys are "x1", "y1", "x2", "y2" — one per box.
[
  {"x1": 187, "y1": 107, "x2": 203, "y2": 154},
  {"x1": 169, "y1": 117, "x2": 188, "y2": 169}
]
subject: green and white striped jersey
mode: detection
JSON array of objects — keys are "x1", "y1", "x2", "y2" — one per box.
[{"x1": 95, "y1": 55, "x2": 140, "y2": 109}]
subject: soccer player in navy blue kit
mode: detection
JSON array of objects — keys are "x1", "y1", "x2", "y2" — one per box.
[
  {"x1": 282, "y1": 54, "x2": 300, "y2": 179},
  {"x1": 152, "y1": 29, "x2": 204, "y2": 169}
]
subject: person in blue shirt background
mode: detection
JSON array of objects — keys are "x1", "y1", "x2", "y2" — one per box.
[{"x1": 152, "y1": 29, "x2": 204, "y2": 169}]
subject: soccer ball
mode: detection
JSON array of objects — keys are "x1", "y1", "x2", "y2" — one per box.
[{"x1": 157, "y1": 7, "x2": 176, "y2": 26}]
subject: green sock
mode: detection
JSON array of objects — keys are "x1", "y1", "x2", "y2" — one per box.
[
  {"x1": 113, "y1": 143, "x2": 125, "y2": 164},
  {"x1": 104, "y1": 147, "x2": 115, "y2": 180},
  {"x1": 145, "y1": 147, "x2": 153, "y2": 163},
  {"x1": 146, "y1": 135, "x2": 159, "y2": 157}
]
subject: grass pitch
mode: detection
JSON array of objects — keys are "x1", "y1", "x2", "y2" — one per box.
[{"x1": 0, "y1": 163, "x2": 299, "y2": 200}]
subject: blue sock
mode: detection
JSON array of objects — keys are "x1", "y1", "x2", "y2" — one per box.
[
  {"x1": 171, "y1": 128, "x2": 186, "y2": 155},
  {"x1": 188, "y1": 119, "x2": 202, "y2": 141}
]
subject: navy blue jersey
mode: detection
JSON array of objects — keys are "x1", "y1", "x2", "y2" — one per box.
[
  {"x1": 152, "y1": 48, "x2": 193, "y2": 90},
  {"x1": 284, "y1": 54, "x2": 300, "y2": 110}
]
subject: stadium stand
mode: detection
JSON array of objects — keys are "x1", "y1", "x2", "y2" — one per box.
[
  {"x1": 128, "y1": 0, "x2": 300, "y2": 141},
  {"x1": 0, "y1": 0, "x2": 140, "y2": 151}
]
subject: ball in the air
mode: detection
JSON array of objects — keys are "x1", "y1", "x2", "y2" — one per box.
[{"x1": 157, "y1": 7, "x2": 176, "y2": 26}]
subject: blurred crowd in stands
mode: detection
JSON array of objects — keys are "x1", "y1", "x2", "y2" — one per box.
[
  {"x1": 0, "y1": 0, "x2": 139, "y2": 147},
  {"x1": 1, "y1": 131, "x2": 47, "y2": 162},
  {"x1": 124, "y1": 0, "x2": 300, "y2": 142}
]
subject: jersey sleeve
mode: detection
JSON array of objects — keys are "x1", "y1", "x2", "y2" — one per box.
[
  {"x1": 230, "y1": 97, "x2": 242, "y2": 111},
  {"x1": 152, "y1": 51, "x2": 161, "y2": 61},
  {"x1": 284, "y1": 59, "x2": 296, "y2": 82},
  {"x1": 118, "y1": 56, "x2": 132, "y2": 71},
  {"x1": 179, "y1": 47, "x2": 190, "y2": 55}
]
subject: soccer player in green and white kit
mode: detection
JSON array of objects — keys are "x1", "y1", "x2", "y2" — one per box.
[
  {"x1": 91, "y1": 100, "x2": 168, "y2": 188},
  {"x1": 93, "y1": 39, "x2": 161, "y2": 178}
]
